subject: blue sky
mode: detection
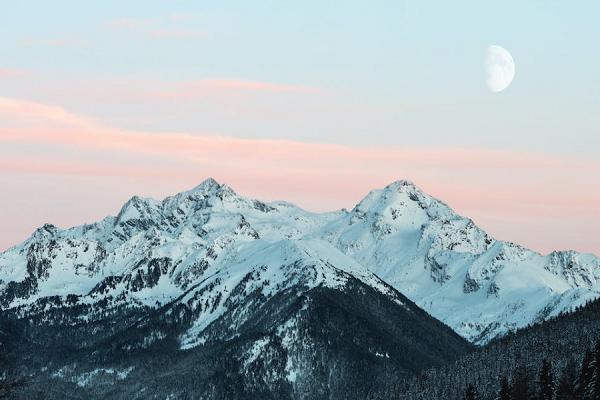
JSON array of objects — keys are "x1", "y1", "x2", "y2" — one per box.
[
  {"x1": 0, "y1": 1, "x2": 599, "y2": 253},
  {"x1": 2, "y1": 1, "x2": 599, "y2": 151}
]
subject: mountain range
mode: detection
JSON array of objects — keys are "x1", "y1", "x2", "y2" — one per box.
[{"x1": 1, "y1": 178, "x2": 599, "y2": 398}]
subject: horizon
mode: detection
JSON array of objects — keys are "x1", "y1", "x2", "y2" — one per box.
[
  {"x1": 2, "y1": 175, "x2": 597, "y2": 257},
  {"x1": 1, "y1": 1, "x2": 599, "y2": 255}
]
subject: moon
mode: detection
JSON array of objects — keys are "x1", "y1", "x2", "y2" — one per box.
[{"x1": 485, "y1": 45, "x2": 515, "y2": 93}]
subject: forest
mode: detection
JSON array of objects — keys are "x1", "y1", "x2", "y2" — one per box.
[
  {"x1": 368, "y1": 297, "x2": 600, "y2": 400},
  {"x1": 5, "y1": 296, "x2": 600, "y2": 399}
]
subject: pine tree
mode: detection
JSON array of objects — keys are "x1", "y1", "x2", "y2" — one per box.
[
  {"x1": 556, "y1": 358, "x2": 577, "y2": 400},
  {"x1": 537, "y1": 359, "x2": 554, "y2": 400},
  {"x1": 512, "y1": 364, "x2": 531, "y2": 400},
  {"x1": 579, "y1": 349, "x2": 594, "y2": 399},
  {"x1": 498, "y1": 375, "x2": 511, "y2": 400},
  {"x1": 0, "y1": 337, "x2": 22, "y2": 399},
  {"x1": 464, "y1": 383, "x2": 479, "y2": 400},
  {"x1": 591, "y1": 339, "x2": 600, "y2": 400}
]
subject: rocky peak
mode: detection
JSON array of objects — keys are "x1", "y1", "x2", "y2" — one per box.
[
  {"x1": 31, "y1": 223, "x2": 59, "y2": 241},
  {"x1": 115, "y1": 195, "x2": 161, "y2": 224},
  {"x1": 351, "y1": 180, "x2": 455, "y2": 227},
  {"x1": 185, "y1": 178, "x2": 235, "y2": 197}
]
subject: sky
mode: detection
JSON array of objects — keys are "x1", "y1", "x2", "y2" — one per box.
[{"x1": 0, "y1": 1, "x2": 599, "y2": 254}]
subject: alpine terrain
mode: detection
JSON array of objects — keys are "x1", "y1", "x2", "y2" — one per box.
[{"x1": 1, "y1": 178, "x2": 599, "y2": 398}]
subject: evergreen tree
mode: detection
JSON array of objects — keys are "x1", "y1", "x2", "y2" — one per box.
[
  {"x1": 537, "y1": 359, "x2": 554, "y2": 400},
  {"x1": 579, "y1": 349, "x2": 594, "y2": 399},
  {"x1": 592, "y1": 339, "x2": 600, "y2": 400},
  {"x1": 0, "y1": 337, "x2": 22, "y2": 399},
  {"x1": 556, "y1": 358, "x2": 577, "y2": 400},
  {"x1": 464, "y1": 383, "x2": 479, "y2": 400},
  {"x1": 498, "y1": 375, "x2": 511, "y2": 400},
  {"x1": 512, "y1": 364, "x2": 531, "y2": 400}
]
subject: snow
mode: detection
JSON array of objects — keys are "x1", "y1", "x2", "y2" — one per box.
[
  {"x1": 73, "y1": 367, "x2": 134, "y2": 387},
  {"x1": 2, "y1": 177, "x2": 600, "y2": 345},
  {"x1": 243, "y1": 337, "x2": 270, "y2": 368}
]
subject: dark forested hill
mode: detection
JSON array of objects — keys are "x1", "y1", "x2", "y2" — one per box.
[
  {"x1": 369, "y1": 297, "x2": 600, "y2": 400},
  {"x1": 3, "y1": 273, "x2": 471, "y2": 399}
]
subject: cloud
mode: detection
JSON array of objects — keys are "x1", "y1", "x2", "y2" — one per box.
[
  {"x1": 0, "y1": 97, "x2": 95, "y2": 127},
  {"x1": 0, "y1": 68, "x2": 24, "y2": 78},
  {"x1": 1, "y1": 96, "x2": 599, "y2": 255},
  {"x1": 197, "y1": 79, "x2": 319, "y2": 93},
  {"x1": 26, "y1": 77, "x2": 322, "y2": 106},
  {"x1": 147, "y1": 79, "x2": 321, "y2": 99}
]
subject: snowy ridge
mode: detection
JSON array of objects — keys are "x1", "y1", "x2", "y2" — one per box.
[{"x1": 1, "y1": 178, "x2": 599, "y2": 344}]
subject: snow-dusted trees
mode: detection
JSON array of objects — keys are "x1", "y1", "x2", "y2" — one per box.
[
  {"x1": 511, "y1": 364, "x2": 531, "y2": 400},
  {"x1": 0, "y1": 337, "x2": 21, "y2": 399},
  {"x1": 555, "y1": 358, "x2": 576, "y2": 400},
  {"x1": 464, "y1": 383, "x2": 479, "y2": 400},
  {"x1": 498, "y1": 375, "x2": 511, "y2": 400},
  {"x1": 537, "y1": 359, "x2": 554, "y2": 400}
]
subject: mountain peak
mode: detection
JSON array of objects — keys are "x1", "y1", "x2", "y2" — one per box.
[
  {"x1": 115, "y1": 194, "x2": 160, "y2": 224},
  {"x1": 354, "y1": 180, "x2": 431, "y2": 211},
  {"x1": 191, "y1": 177, "x2": 220, "y2": 191},
  {"x1": 384, "y1": 179, "x2": 418, "y2": 190},
  {"x1": 186, "y1": 177, "x2": 236, "y2": 197},
  {"x1": 31, "y1": 223, "x2": 59, "y2": 240},
  {"x1": 4, "y1": 177, "x2": 600, "y2": 354}
]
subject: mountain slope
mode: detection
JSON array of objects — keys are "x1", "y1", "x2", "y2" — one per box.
[
  {"x1": 2, "y1": 239, "x2": 471, "y2": 399},
  {"x1": 311, "y1": 180, "x2": 600, "y2": 343},
  {"x1": 1, "y1": 178, "x2": 599, "y2": 347}
]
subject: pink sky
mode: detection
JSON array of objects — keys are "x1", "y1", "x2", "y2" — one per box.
[{"x1": 0, "y1": 95, "x2": 598, "y2": 255}]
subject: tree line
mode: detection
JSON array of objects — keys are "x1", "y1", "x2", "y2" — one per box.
[
  {"x1": 0, "y1": 334, "x2": 23, "y2": 399},
  {"x1": 464, "y1": 339, "x2": 600, "y2": 400}
]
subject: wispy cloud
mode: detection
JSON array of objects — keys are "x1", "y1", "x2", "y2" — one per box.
[
  {"x1": 0, "y1": 68, "x2": 24, "y2": 78},
  {"x1": 198, "y1": 79, "x2": 319, "y2": 93},
  {"x1": 149, "y1": 79, "x2": 321, "y2": 99},
  {"x1": 1, "y1": 96, "x2": 599, "y2": 254},
  {"x1": 29, "y1": 77, "x2": 323, "y2": 105},
  {"x1": 0, "y1": 97, "x2": 95, "y2": 127}
]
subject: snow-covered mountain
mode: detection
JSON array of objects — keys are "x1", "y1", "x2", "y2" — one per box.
[
  {"x1": 3, "y1": 178, "x2": 600, "y2": 398},
  {"x1": 1, "y1": 178, "x2": 599, "y2": 347}
]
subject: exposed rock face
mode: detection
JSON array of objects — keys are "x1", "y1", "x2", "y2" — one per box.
[{"x1": 1, "y1": 178, "x2": 599, "y2": 398}]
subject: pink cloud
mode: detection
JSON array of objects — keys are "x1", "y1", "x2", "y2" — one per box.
[
  {"x1": 196, "y1": 79, "x2": 320, "y2": 93},
  {"x1": 40, "y1": 78, "x2": 322, "y2": 104},
  {"x1": 0, "y1": 68, "x2": 24, "y2": 78},
  {"x1": 0, "y1": 96, "x2": 598, "y2": 255},
  {"x1": 146, "y1": 79, "x2": 321, "y2": 100},
  {"x1": 0, "y1": 97, "x2": 95, "y2": 127}
]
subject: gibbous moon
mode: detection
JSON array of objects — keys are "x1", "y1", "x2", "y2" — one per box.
[{"x1": 485, "y1": 45, "x2": 515, "y2": 93}]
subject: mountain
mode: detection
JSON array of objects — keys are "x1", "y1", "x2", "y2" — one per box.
[
  {"x1": 2, "y1": 252, "x2": 472, "y2": 399},
  {"x1": 318, "y1": 180, "x2": 600, "y2": 343},
  {"x1": 0, "y1": 178, "x2": 599, "y2": 397},
  {"x1": 1, "y1": 178, "x2": 598, "y2": 343},
  {"x1": 1, "y1": 179, "x2": 475, "y2": 399}
]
